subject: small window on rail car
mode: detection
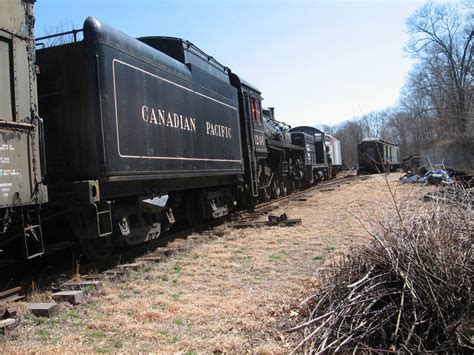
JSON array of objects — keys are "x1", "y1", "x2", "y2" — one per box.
[
  {"x1": 0, "y1": 38, "x2": 14, "y2": 121},
  {"x1": 251, "y1": 98, "x2": 262, "y2": 126}
]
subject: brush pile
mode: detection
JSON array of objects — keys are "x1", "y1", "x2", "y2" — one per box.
[{"x1": 291, "y1": 185, "x2": 473, "y2": 353}]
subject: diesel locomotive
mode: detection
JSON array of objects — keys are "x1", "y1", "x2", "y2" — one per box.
[{"x1": 1, "y1": 1, "x2": 342, "y2": 260}]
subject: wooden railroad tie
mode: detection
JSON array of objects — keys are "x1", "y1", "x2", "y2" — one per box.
[
  {"x1": 0, "y1": 288, "x2": 23, "y2": 333},
  {"x1": 136, "y1": 256, "x2": 161, "y2": 263},
  {"x1": 0, "y1": 318, "x2": 16, "y2": 333},
  {"x1": 0, "y1": 286, "x2": 24, "y2": 303},
  {"x1": 233, "y1": 214, "x2": 302, "y2": 229},
  {"x1": 60, "y1": 280, "x2": 102, "y2": 291}
]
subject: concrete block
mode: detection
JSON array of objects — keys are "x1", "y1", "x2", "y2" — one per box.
[
  {"x1": 136, "y1": 256, "x2": 161, "y2": 263},
  {"x1": 29, "y1": 303, "x2": 60, "y2": 317},
  {"x1": 116, "y1": 262, "x2": 143, "y2": 271},
  {"x1": 0, "y1": 318, "x2": 15, "y2": 328},
  {"x1": 320, "y1": 187, "x2": 335, "y2": 192},
  {"x1": 103, "y1": 269, "x2": 126, "y2": 281},
  {"x1": 52, "y1": 290, "x2": 85, "y2": 305},
  {"x1": 61, "y1": 280, "x2": 102, "y2": 291}
]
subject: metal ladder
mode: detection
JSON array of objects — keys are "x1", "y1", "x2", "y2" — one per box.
[
  {"x1": 21, "y1": 208, "x2": 44, "y2": 259},
  {"x1": 250, "y1": 157, "x2": 259, "y2": 197},
  {"x1": 92, "y1": 201, "x2": 113, "y2": 237}
]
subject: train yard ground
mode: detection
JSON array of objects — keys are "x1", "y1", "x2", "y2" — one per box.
[{"x1": 2, "y1": 173, "x2": 432, "y2": 353}]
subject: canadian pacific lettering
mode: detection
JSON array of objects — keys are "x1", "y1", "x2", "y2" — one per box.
[
  {"x1": 141, "y1": 105, "x2": 232, "y2": 139},
  {"x1": 141, "y1": 105, "x2": 196, "y2": 132},
  {"x1": 206, "y1": 122, "x2": 232, "y2": 138}
]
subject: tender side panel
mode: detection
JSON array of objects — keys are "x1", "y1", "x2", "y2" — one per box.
[
  {"x1": 109, "y1": 58, "x2": 242, "y2": 172},
  {"x1": 90, "y1": 22, "x2": 243, "y2": 177},
  {"x1": 38, "y1": 18, "x2": 244, "y2": 182}
]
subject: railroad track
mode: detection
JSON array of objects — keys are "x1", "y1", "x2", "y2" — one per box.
[
  {"x1": 0, "y1": 173, "x2": 359, "y2": 298},
  {"x1": 249, "y1": 173, "x2": 357, "y2": 213}
]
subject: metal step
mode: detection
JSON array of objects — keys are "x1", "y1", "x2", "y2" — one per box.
[
  {"x1": 43, "y1": 241, "x2": 76, "y2": 255},
  {"x1": 22, "y1": 209, "x2": 44, "y2": 260},
  {"x1": 93, "y1": 201, "x2": 113, "y2": 237}
]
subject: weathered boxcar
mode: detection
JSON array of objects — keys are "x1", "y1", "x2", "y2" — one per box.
[
  {"x1": 0, "y1": 0, "x2": 47, "y2": 259},
  {"x1": 357, "y1": 138, "x2": 400, "y2": 174},
  {"x1": 325, "y1": 134, "x2": 342, "y2": 176}
]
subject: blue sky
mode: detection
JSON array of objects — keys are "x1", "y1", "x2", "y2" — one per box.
[{"x1": 35, "y1": 0, "x2": 425, "y2": 127}]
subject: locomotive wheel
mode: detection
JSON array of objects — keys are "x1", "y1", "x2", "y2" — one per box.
[{"x1": 80, "y1": 237, "x2": 113, "y2": 260}]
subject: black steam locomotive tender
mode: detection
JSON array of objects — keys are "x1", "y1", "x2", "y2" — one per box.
[{"x1": 37, "y1": 17, "x2": 268, "y2": 258}]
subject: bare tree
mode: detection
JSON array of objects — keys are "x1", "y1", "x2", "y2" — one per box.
[
  {"x1": 332, "y1": 120, "x2": 365, "y2": 168},
  {"x1": 406, "y1": 1, "x2": 473, "y2": 137},
  {"x1": 309, "y1": 2, "x2": 473, "y2": 170}
]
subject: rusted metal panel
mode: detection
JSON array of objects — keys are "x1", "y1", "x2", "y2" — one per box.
[{"x1": 0, "y1": 0, "x2": 47, "y2": 208}]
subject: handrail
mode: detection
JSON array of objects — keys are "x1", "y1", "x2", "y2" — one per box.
[{"x1": 36, "y1": 29, "x2": 83, "y2": 42}]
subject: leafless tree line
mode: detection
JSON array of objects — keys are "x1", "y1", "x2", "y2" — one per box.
[{"x1": 325, "y1": 1, "x2": 473, "y2": 171}]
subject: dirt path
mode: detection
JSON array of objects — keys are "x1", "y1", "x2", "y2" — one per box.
[{"x1": 3, "y1": 174, "x2": 429, "y2": 352}]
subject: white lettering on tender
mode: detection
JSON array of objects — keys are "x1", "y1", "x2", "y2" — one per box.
[
  {"x1": 205, "y1": 122, "x2": 232, "y2": 139},
  {"x1": 141, "y1": 105, "x2": 196, "y2": 132}
]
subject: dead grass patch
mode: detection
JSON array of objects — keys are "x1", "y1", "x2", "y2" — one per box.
[{"x1": 3, "y1": 173, "x2": 434, "y2": 352}]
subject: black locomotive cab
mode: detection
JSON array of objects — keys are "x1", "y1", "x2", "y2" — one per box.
[
  {"x1": 241, "y1": 81, "x2": 267, "y2": 155},
  {"x1": 290, "y1": 126, "x2": 333, "y2": 181},
  {"x1": 227, "y1": 73, "x2": 267, "y2": 204}
]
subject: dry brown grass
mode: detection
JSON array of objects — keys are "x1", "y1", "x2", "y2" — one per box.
[
  {"x1": 2, "y1": 173, "x2": 433, "y2": 352},
  {"x1": 290, "y1": 181, "x2": 472, "y2": 352}
]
